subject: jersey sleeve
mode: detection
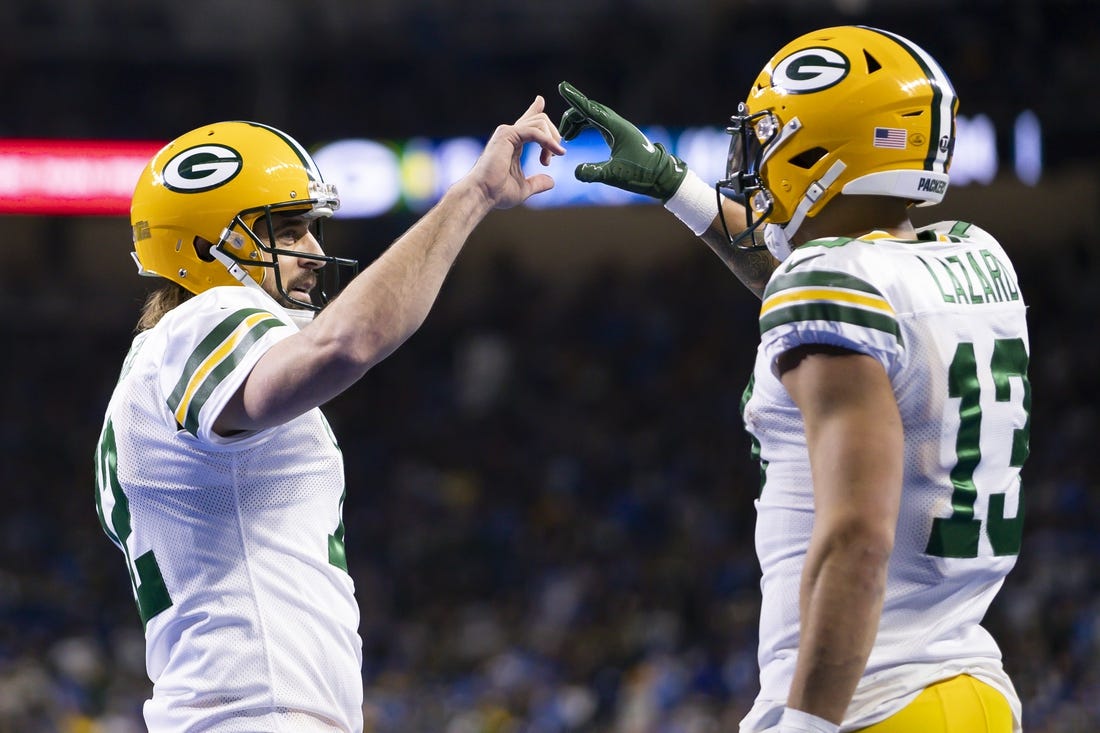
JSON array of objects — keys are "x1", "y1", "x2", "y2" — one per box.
[
  {"x1": 158, "y1": 288, "x2": 297, "y2": 446},
  {"x1": 757, "y1": 245, "x2": 905, "y2": 377}
]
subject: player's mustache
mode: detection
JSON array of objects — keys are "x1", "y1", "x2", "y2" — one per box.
[{"x1": 286, "y1": 275, "x2": 317, "y2": 293}]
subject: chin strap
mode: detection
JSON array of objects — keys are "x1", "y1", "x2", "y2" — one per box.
[
  {"x1": 130, "y1": 251, "x2": 160, "y2": 278},
  {"x1": 210, "y1": 235, "x2": 269, "y2": 297},
  {"x1": 210, "y1": 235, "x2": 315, "y2": 328},
  {"x1": 764, "y1": 159, "x2": 848, "y2": 261}
]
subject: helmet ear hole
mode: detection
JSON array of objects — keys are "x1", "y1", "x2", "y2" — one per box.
[
  {"x1": 788, "y1": 147, "x2": 828, "y2": 170},
  {"x1": 193, "y1": 237, "x2": 216, "y2": 263}
]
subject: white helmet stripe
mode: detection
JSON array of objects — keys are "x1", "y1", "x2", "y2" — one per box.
[{"x1": 861, "y1": 26, "x2": 957, "y2": 174}]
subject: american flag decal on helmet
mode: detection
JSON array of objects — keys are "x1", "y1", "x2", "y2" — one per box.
[{"x1": 873, "y1": 127, "x2": 908, "y2": 149}]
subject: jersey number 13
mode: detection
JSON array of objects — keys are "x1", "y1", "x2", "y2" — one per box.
[{"x1": 925, "y1": 338, "x2": 1030, "y2": 559}]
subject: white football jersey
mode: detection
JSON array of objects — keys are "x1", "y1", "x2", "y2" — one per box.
[
  {"x1": 739, "y1": 222, "x2": 1028, "y2": 732},
  {"x1": 94, "y1": 286, "x2": 363, "y2": 732}
]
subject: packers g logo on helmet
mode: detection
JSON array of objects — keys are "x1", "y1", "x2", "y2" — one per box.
[
  {"x1": 718, "y1": 25, "x2": 959, "y2": 260},
  {"x1": 162, "y1": 145, "x2": 243, "y2": 193},
  {"x1": 130, "y1": 121, "x2": 356, "y2": 309},
  {"x1": 772, "y1": 48, "x2": 850, "y2": 93}
]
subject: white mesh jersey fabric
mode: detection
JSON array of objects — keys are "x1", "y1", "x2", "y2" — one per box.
[
  {"x1": 739, "y1": 222, "x2": 1028, "y2": 733},
  {"x1": 95, "y1": 286, "x2": 363, "y2": 733}
]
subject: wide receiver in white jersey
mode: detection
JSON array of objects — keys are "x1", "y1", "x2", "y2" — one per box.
[
  {"x1": 558, "y1": 25, "x2": 1028, "y2": 733},
  {"x1": 95, "y1": 105, "x2": 564, "y2": 731}
]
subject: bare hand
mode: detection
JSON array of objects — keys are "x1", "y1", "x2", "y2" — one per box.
[{"x1": 468, "y1": 96, "x2": 566, "y2": 210}]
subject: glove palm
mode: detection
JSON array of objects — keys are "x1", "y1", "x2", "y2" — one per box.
[{"x1": 557, "y1": 81, "x2": 687, "y2": 202}]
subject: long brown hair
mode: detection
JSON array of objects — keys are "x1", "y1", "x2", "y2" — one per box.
[{"x1": 136, "y1": 282, "x2": 193, "y2": 332}]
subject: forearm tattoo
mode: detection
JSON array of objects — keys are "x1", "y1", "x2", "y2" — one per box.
[{"x1": 699, "y1": 230, "x2": 779, "y2": 300}]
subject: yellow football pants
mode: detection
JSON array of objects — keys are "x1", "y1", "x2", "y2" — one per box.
[{"x1": 855, "y1": 674, "x2": 1013, "y2": 732}]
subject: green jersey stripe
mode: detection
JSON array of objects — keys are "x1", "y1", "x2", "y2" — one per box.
[
  {"x1": 764, "y1": 269, "x2": 885, "y2": 300},
  {"x1": 180, "y1": 317, "x2": 283, "y2": 435},
  {"x1": 739, "y1": 372, "x2": 756, "y2": 416},
  {"x1": 739, "y1": 373, "x2": 768, "y2": 497},
  {"x1": 166, "y1": 308, "x2": 271, "y2": 414},
  {"x1": 93, "y1": 419, "x2": 175, "y2": 627},
  {"x1": 95, "y1": 419, "x2": 126, "y2": 549},
  {"x1": 760, "y1": 302, "x2": 901, "y2": 339},
  {"x1": 103, "y1": 421, "x2": 133, "y2": 546}
]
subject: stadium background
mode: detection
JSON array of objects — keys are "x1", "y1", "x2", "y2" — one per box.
[{"x1": 2, "y1": 1, "x2": 1099, "y2": 731}]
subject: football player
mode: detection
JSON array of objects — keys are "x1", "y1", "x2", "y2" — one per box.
[
  {"x1": 558, "y1": 25, "x2": 1027, "y2": 733},
  {"x1": 95, "y1": 100, "x2": 563, "y2": 731}
]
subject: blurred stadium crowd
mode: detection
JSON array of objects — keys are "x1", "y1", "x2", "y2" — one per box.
[
  {"x1": 2, "y1": 0, "x2": 1098, "y2": 171},
  {"x1": 3, "y1": 229, "x2": 1099, "y2": 731}
]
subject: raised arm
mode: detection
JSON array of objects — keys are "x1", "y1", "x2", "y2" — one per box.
[
  {"x1": 557, "y1": 81, "x2": 778, "y2": 298},
  {"x1": 214, "y1": 98, "x2": 565, "y2": 433}
]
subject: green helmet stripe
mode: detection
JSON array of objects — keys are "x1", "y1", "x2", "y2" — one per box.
[
  {"x1": 860, "y1": 26, "x2": 958, "y2": 173},
  {"x1": 243, "y1": 121, "x2": 324, "y2": 182}
]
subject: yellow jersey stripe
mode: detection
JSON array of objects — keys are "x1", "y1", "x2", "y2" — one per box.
[
  {"x1": 761, "y1": 287, "x2": 895, "y2": 319},
  {"x1": 173, "y1": 312, "x2": 274, "y2": 426}
]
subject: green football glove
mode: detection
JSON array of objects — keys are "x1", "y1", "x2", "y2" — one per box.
[{"x1": 557, "y1": 81, "x2": 687, "y2": 202}]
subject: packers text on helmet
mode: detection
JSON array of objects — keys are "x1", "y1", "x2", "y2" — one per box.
[{"x1": 718, "y1": 26, "x2": 959, "y2": 260}]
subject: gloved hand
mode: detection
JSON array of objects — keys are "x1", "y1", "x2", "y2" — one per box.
[{"x1": 557, "y1": 81, "x2": 687, "y2": 201}]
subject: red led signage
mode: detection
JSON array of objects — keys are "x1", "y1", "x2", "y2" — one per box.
[{"x1": 0, "y1": 139, "x2": 163, "y2": 215}]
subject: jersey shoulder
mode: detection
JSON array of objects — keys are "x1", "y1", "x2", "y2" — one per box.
[
  {"x1": 155, "y1": 286, "x2": 297, "y2": 375},
  {"x1": 161, "y1": 286, "x2": 291, "y2": 328},
  {"x1": 763, "y1": 236, "x2": 901, "y2": 316},
  {"x1": 759, "y1": 239, "x2": 904, "y2": 373},
  {"x1": 155, "y1": 287, "x2": 297, "y2": 439},
  {"x1": 915, "y1": 220, "x2": 1001, "y2": 248},
  {"x1": 768, "y1": 222, "x2": 1014, "y2": 312}
]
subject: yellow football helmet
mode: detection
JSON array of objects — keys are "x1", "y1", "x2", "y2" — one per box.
[
  {"x1": 719, "y1": 26, "x2": 959, "y2": 260},
  {"x1": 130, "y1": 120, "x2": 357, "y2": 309}
]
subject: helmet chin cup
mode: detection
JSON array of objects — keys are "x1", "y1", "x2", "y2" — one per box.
[{"x1": 763, "y1": 224, "x2": 794, "y2": 262}]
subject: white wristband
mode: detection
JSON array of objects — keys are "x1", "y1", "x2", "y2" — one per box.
[
  {"x1": 662, "y1": 169, "x2": 718, "y2": 236},
  {"x1": 776, "y1": 708, "x2": 840, "y2": 733}
]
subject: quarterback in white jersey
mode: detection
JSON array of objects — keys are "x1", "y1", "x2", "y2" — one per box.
[
  {"x1": 95, "y1": 105, "x2": 565, "y2": 731},
  {"x1": 741, "y1": 222, "x2": 1027, "y2": 731},
  {"x1": 558, "y1": 23, "x2": 1027, "y2": 733},
  {"x1": 96, "y1": 286, "x2": 362, "y2": 731}
]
